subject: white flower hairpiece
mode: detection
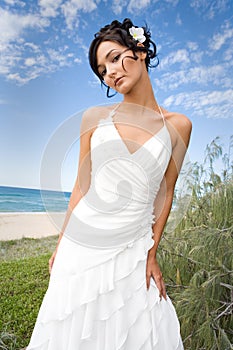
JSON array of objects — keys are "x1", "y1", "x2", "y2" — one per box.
[{"x1": 129, "y1": 26, "x2": 146, "y2": 43}]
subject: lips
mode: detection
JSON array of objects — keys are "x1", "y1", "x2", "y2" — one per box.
[{"x1": 114, "y1": 77, "x2": 124, "y2": 86}]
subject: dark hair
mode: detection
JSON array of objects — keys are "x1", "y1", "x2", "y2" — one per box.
[{"x1": 89, "y1": 18, "x2": 159, "y2": 97}]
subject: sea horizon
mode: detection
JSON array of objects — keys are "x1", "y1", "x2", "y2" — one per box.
[{"x1": 0, "y1": 185, "x2": 71, "y2": 213}]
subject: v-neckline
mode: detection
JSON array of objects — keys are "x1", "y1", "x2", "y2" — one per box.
[{"x1": 110, "y1": 118, "x2": 166, "y2": 156}]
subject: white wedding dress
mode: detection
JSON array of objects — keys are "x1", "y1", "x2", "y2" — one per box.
[{"x1": 27, "y1": 104, "x2": 184, "y2": 349}]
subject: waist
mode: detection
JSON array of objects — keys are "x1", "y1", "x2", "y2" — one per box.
[{"x1": 63, "y1": 201, "x2": 155, "y2": 249}]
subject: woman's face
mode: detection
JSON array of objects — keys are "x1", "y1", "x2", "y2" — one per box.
[{"x1": 96, "y1": 41, "x2": 147, "y2": 95}]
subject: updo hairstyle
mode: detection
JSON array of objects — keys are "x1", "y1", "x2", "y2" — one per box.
[{"x1": 88, "y1": 18, "x2": 158, "y2": 96}]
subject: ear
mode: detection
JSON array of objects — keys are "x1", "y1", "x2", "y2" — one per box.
[
  {"x1": 136, "y1": 42, "x2": 147, "y2": 60},
  {"x1": 137, "y1": 42, "x2": 144, "y2": 48}
]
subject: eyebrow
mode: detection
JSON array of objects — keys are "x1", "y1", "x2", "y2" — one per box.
[{"x1": 97, "y1": 49, "x2": 117, "y2": 69}]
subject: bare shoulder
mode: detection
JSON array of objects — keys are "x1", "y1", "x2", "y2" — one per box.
[
  {"x1": 80, "y1": 104, "x2": 117, "y2": 134},
  {"x1": 161, "y1": 107, "x2": 192, "y2": 147},
  {"x1": 162, "y1": 108, "x2": 192, "y2": 131}
]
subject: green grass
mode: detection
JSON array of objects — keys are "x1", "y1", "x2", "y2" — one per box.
[
  {"x1": 158, "y1": 221, "x2": 233, "y2": 349},
  {"x1": 157, "y1": 135, "x2": 233, "y2": 349},
  {"x1": 0, "y1": 236, "x2": 58, "y2": 262},
  {"x1": 0, "y1": 237, "x2": 57, "y2": 349}
]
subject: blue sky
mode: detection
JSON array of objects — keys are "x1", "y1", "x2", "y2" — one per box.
[{"x1": 1, "y1": 0, "x2": 233, "y2": 191}]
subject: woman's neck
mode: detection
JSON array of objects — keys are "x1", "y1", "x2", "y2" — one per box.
[{"x1": 123, "y1": 74, "x2": 160, "y2": 114}]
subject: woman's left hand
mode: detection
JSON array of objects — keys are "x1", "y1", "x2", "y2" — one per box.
[{"x1": 146, "y1": 256, "x2": 167, "y2": 300}]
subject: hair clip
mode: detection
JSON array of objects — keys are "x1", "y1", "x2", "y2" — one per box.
[{"x1": 129, "y1": 26, "x2": 146, "y2": 43}]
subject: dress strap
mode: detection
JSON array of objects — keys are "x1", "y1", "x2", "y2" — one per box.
[
  {"x1": 109, "y1": 103, "x2": 122, "y2": 119},
  {"x1": 158, "y1": 105, "x2": 166, "y2": 126}
]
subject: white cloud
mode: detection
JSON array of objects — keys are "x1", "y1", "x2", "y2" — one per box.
[
  {"x1": 47, "y1": 48, "x2": 74, "y2": 67},
  {"x1": 111, "y1": 0, "x2": 127, "y2": 14},
  {"x1": 24, "y1": 57, "x2": 36, "y2": 66},
  {"x1": 163, "y1": 89, "x2": 233, "y2": 119},
  {"x1": 189, "y1": 65, "x2": 225, "y2": 85},
  {"x1": 160, "y1": 49, "x2": 190, "y2": 68},
  {"x1": 24, "y1": 42, "x2": 40, "y2": 52},
  {"x1": 176, "y1": 13, "x2": 182, "y2": 26},
  {"x1": 112, "y1": 0, "x2": 154, "y2": 15},
  {"x1": 165, "y1": 0, "x2": 179, "y2": 5},
  {"x1": 0, "y1": 8, "x2": 49, "y2": 45},
  {"x1": 190, "y1": 0, "x2": 230, "y2": 19},
  {"x1": 0, "y1": 38, "x2": 82, "y2": 85},
  {"x1": 0, "y1": 6, "x2": 85, "y2": 84},
  {"x1": 0, "y1": 7, "x2": 46, "y2": 80},
  {"x1": 155, "y1": 64, "x2": 231, "y2": 91},
  {"x1": 73, "y1": 37, "x2": 89, "y2": 57},
  {"x1": 185, "y1": 42, "x2": 203, "y2": 63},
  {"x1": 61, "y1": 0, "x2": 97, "y2": 30},
  {"x1": 88, "y1": 75, "x2": 101, "y2": 88},
  {"x1": 187, "y1": 41, "x2": 198, "y2": 51},
  {"x1": 39, "y1": 0, "x2": 63, "y2": 17},
  {"x1": 127, "y1": 0, "x2": 151, "y2": 13},
  {"x1": 208, "y1": 21, "x2": 233, "y2": 52},
  {"x1": 224, "y1": 45, "x2": 233, "y2": 62},
  {"x1": 7, "y1": 72, "x2": 38, "y2": 84},
  {"x1": 192, "y1": 51, "x2": 203, "y2": 64},
  {"x1": 3, "y1": 0, "x2": 25, "y2": 6},
  {"x1": 74, "y1": 57, "x2": 82, "y2": 64},
  {"x1": 0, "y1": 43, "x2": 21, "y2": 75}
]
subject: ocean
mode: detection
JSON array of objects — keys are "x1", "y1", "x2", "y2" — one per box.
[{"x1": 0, "y1": 186, "x2": 71, "y2": 212}]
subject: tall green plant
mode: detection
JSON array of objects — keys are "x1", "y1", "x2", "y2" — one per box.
[{"x1": 159, "y1": 135, "x2": 233, "y2": 349}]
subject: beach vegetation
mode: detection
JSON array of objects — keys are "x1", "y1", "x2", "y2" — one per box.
[{"x1": 159, "y1": 135, "x2": 233, "y2": 349}]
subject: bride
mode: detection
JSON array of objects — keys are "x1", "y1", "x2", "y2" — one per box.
[{"x1": 27, "y1": 18, "x2": 192, "y2": 349}]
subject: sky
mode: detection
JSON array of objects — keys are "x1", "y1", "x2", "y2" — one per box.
[{"x1": 1, "y1": 0, "x2": 233, "y2": 192}]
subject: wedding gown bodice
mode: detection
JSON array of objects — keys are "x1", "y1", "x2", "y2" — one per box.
[{"x1": 64, "y1": 104, "x2": 172, "y2": 249}]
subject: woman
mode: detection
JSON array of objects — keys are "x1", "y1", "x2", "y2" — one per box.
[{"x1": 27, "y1": 18, "x2": 192, "y2": 349}]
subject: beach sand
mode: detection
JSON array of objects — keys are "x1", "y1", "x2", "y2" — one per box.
[{"x1": 0, "y1": 212, "x2": 66, "y2": 241}]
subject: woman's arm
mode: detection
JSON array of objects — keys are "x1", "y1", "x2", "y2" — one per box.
[{"x1": 146, "y1": 112, "x2": 192, "y2": 297}]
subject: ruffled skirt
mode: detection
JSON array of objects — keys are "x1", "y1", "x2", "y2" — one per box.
[{"x1": 27, "y1": 235, "x2": 183, "y2": 349}]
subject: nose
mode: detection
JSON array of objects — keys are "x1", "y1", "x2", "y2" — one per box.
[{"x1": 106, "y1": 63, "x2": 117, "y2": 79}]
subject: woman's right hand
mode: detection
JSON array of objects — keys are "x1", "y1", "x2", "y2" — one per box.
[{"x1": 49, "y1": 249, "x2": 57, "y2": 274}]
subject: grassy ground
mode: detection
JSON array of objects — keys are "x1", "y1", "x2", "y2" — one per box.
[
  {"x1": 0, "y1": 237, "x2": 58, "y2": 350},
  {"x1": 0, "y1": 236, "x2": 58, "y2": 262}
]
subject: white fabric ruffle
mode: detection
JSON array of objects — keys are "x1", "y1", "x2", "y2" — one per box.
[{"x1": 27, "y1": 234, "x2": 183, "y2": 350}]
